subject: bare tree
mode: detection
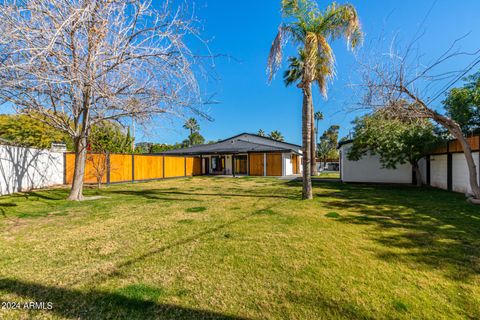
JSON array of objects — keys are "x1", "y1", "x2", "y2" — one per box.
[
  {"x1": 87, "y1": 153, "x2": 107, "y2": 189},
  {"x1": 357, "y1": 36, "x2": 480, "y2": 202},
  {"x1": 0, "y1": 0, "x2": 204, "y2": 200}
]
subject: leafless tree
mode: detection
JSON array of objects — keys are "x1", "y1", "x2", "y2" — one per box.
[
  {"x1": 357, "y1": 35, "x2": 480, "y2": 201},
  {"x1": 87, "y1": 153, "x2": 107, "y2": 189},
  {"x1": 0, "y1": 0, "x2": 205, "y2": 200}
]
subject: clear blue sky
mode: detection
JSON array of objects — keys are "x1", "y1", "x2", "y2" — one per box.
[{"x1": 141, "y1": 0, "x2": 480, "y2": 146}]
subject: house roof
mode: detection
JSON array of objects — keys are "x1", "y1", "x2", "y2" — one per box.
[
  {"x1": 219, "y1": 132, "x2": 302, "y2": 149},
  {"x1": 160, "y1": 133, "x2": 302, "y2": 156}
]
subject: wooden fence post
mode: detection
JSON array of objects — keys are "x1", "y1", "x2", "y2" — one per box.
[
  {"x1": 63, "y1": 152, "x2": 67, "y2": 185},
  {"x1": 184, "y1": 156, "x2": 187, "y2": 177},
  {"x1": 106, "y1": 152, "x2": 111, "y2": 185},
  {"x1": 447, "y1": 153, "x2": 453, "y2": 192},
  {"x1": 132, "y1": 154, "x2": 135, "y2": 183},
  {"x1": 162, "y1": 155, "x2": 165, "y2": 179}
]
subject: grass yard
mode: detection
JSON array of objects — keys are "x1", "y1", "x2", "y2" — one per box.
[
  {"x1": 0, "y1": 177, "x2": 479, "y2": 319},
  {"x1": 316, "y1": 171, "x2": 340, "y2": 179}
]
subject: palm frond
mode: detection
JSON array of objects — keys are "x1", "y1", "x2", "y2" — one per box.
[
  {"x1": 267, "y1": 25, "x2": 292, "y2": 82},
  {"x1": 303, "y1": 31, "x2": 318, "y2": 83},
  {"x1": 315, "y1": 34, "x2": 336, "y2": 97},
  {"x1": 319, "y1": 3, "x2": 363, "y2": 51},
  {"x1": 283, "y1": 55, "x2": 303, "y2": 86}
]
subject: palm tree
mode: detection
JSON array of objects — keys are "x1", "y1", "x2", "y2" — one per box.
[
  {"x1": 183, "y1": 118, "x2": 200, "y2": 147},
  {"x1": 314, "y1": 111, "x2": 324, "y2": 147},
  {"x1": 268, "y1": 0, "x2": 362, "y2": 199},
  {"x1": 285, "y1": 54, "x2": 327, "y2": 176},
  {"x1": 269, "y1": 130, "x2": 285, "y2": 141},
  {"x1": 183, "y1": 118, "x2": 200, "y2": 136},
  {"x1": 258, "y1": 129, "x2": 266, "y2": 137}
]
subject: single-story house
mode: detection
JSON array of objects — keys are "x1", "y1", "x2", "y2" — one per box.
[{"x1": 162, "y1": 133, "x2": 302, "y2": 177}]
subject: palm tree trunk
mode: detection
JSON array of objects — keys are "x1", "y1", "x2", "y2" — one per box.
[
  {"x1": 310, "y1": 103, "x2": 317, "y2": 176},
  {"x1": 302, "y1": 83, "x2": 313, "y2": 200}
]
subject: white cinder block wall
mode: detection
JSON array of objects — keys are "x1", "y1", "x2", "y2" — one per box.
[
  {"x1": 430, "y1": 155, "x2": 448, "y2": 190},
  {"x1": 452, "y1": 152, "x2": 479, "y2": 194},
  {"x1": 339, "y1": 144, "x2": 412, "y2": 184},
  {"x1": 340, "y1": 141, "x2": 480, "y2": 195},
  {"x1": 0, "y1": 145, "x2": 64, "y2": 196}
]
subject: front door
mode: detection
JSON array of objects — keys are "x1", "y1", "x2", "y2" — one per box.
[
  {"x1": 211, "y1": 156, "x2": 225, "y2": 174},
  {"x1": 203, "y1": 158, "x2": 210, "y2": 174},
  {"x1": 234, "y1": 155, "x2": 248, "y2": 175}
]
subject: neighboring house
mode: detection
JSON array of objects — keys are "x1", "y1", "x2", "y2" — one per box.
[
  {"x1": 338, "y1": 136, "x2": 480, "y2": 194},
  {"x1": 316, "y1": 158, "x2": 339, "y2": 172},
  {"x1": 162, "y1": 133, "x2": 302, "y2": 177}
]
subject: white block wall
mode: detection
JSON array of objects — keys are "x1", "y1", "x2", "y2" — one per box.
[
  {"x1": 224, "y1": 155, "x2": 233, "y2": 175},
  {"x1": 430, "y1": 155, "x2": 448, "y2": 190},
  {"x1": 340, "y1": 140, "x2": 480, "y2": 194},
  {"x1": 0, "y1": 145, "x2": 64, "y2": 196},
  {"x1": 339, "y1": 144, "x2": 413, "y2": 184},
  {"x1": 452, "y1": 152, "x2": 479, "y2": 194}
]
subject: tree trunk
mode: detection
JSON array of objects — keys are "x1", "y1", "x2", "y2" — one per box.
[
  {"x1": 311, "y1": 104, "x2": 317, "y2": 176},
  {"x1": 400, "y1": 88, "x2": 480, "y2": 200},
  {"x1": 301, "y1": 83, "x2": 313, "y2": 200},
  {"x1": 412, "y1": 162, "x2": 422, "y2": 187},
  {"x1": 67, "y1": 135, "x2": 87, "y2": 201},
  {"x1": 453, "y1": 132, "x2": 480, "y2": 199},
  {"x1": 431, "y1": 112, "x2": 480, "y2": 199}
]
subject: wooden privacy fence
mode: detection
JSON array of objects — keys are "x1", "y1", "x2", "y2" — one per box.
[
  {"x1": 429, "y1": 136, "x2": 480, "y2": 154},
  {"x1": 65, "y1": 153, "x2": 202, "y2": 185}
]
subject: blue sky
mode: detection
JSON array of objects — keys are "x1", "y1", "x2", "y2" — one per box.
[{"x1": 141, "y1": 0, "x2": 480, "y2": 146}]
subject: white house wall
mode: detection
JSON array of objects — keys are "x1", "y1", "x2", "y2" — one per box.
[
  {"x1": 283, "y1": 153, "x2": 293, "y2": 176},
  {"x1": 339, "y1": 144, "x2": 412, "y2": 184},
  {"x1": 224, "y1": 155, "x2": 233, "y2": 175},
  {"x1": 0, "y1": 145, "x2": 64, "y2": 196}
]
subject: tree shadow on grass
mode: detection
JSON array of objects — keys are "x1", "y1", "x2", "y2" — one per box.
[
  {"x1": 109, "y1": 189, "x2": 299, "y2": 201},
  {"x1": 0, "y1": 278, "x2": 246, "y2": 320},
  {"x1": 286, "y1": 180, "x2": 480, "y2": 281},
  {"x1": 108, "y1": 189, "x2": 205, "y2": 202}
]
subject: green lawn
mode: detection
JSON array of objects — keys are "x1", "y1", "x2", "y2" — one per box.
[
  {"x1": 0, "y1": 177, "x2": 479, "y2": 319},
  {"x1": 316, "y1": 171, "x2": 340, "y2": 179}
]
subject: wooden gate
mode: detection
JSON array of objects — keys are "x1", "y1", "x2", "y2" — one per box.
[
  {"x1": 266, "y1": 153, "x2": 282, "y2": 176},
  {"x1": 292, "y1": 154, "x2": 298, "y2": 174},
  {"x1": 249, "y1": 153, "x2": 264, "y2": 176}
]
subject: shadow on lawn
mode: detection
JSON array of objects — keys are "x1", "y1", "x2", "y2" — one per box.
[
  {"x1": 110, "y1": 189, "x2": 299, "y2": 200},
  {"x1": 287, "y1": 180, "x2": 480, "y2": 280},
  {"x1": 0, "y1": 278, "x2": 246, "y2": 320}
]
